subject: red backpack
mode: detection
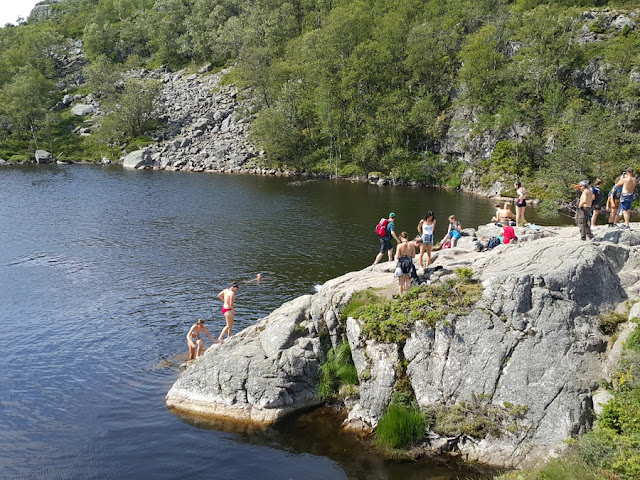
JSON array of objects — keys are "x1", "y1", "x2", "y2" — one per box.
[{"x1": 375, "y1": 218, "x2": 390, "y2": 237}]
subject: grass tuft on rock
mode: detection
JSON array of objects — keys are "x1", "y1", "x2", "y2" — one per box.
[
  {"x1": 343, "y1": 268, "x2": 482, "y2": 345},
  {"x1": 317, "y1": 342, "x2": 358, "y2": 402},
  {"x1": 375, "y1": 403, "x2": 425, "y2": 449}
]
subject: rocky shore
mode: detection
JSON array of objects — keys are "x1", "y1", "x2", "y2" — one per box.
[{"x1": 166, "y1": 222, "x2": 640, "y2": 469}]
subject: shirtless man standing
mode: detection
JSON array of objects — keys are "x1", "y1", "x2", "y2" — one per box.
[
  {"x1": 615, "y1": 168, "x2": 637, "y2": 230},
  {"x1": 218, "y1": 282, "x2": 239, "y2": 343},
  {"x1": 575, "y1": 180, "x2": 594, "y2": 241}
]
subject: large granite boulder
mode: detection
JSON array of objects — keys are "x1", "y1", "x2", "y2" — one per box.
[
  {"x1": 122, "y1": 149, "x2": 152, "y2": 169},
  {"x1": 35, "y1": 150, "x2": 54, "y2": 164},
  {"x1": 166, "y1": 226, "x2": 640, "y2": 468},
  {"x1": 70, "y1": 103, "x2": 95, "y2": 116}
]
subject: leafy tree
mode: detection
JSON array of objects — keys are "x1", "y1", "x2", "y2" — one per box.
[{"x1": 0, "y1": 66, "x2": 56, "y2": 152}]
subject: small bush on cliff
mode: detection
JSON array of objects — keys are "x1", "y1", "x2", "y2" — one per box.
[
  {"x1": 376, "y1": 403, "x2": 425, "y2": 449},
  {"x1": 598, "y1": 310, "x2": 628, "y2": 336},
  {"x1": 317, "y1": 342, "x2": 358, "y2": 402},
  {"x1": 431, "y1": 393, "x2": 529, "y2": 439}
]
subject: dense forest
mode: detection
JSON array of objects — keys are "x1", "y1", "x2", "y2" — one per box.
[{"x1": 1, "y1": 0, "x2": 640, "y2": 203}]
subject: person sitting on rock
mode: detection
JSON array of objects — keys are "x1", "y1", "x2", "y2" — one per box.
[
  {"x1": 187, "y1": 318, "x2": 218, "y2": 360},
  {"x1": 496, "y1": 203, "x2": 515, "y2": 227},
  {"x1": 441, "y1": 215, "x2": 462, "y2": 247}
]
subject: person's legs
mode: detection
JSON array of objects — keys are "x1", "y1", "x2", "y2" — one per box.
[
  {"x1": 591, "y1": 208, "x2": 599, "y2": 227},
  {"x1": 426, "y1": 244, "x2": 432, "y2": 267},
  {"x1": 418, "y1": 244, "x2": 426, "y2": 268},
  {"x1": 387, "y1": 248, "x2": 394, "y2": 261},
  {"x1": 218, "y1": 311, "x2": 234, "y2": 342},
  {"x1": 623, "y1": 210, "x2": 631, "y2": 227},
  {"x1": 188, "y1": 342, "x2": 196, "y2": 360},
  {"x1": 373, "y1": 252, "x2": 384, "y2": 265},
  {"x1": 196, "y1": 338, "x2": 204, "y2": 357}
]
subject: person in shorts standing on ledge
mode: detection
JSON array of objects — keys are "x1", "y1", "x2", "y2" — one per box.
[
  {"x1": 373, "y1": 212, "x2": 401, "y2": 265},
  {"x1": 590, "y1": 178, "x2": 604, "y2": 228},
  {"x1": 575, "y1": 180, "x2": 594, "y2": 241},
  {"x1": 615, "y1": 168, "x2": 637, "y2": 230},
  {"x1": 218, "y1": 282, "x2": 239, "y2": 343}
]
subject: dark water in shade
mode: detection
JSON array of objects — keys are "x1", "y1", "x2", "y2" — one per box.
[{"x1": 0, "y1": 165, "x2": 566, "y2": 479}]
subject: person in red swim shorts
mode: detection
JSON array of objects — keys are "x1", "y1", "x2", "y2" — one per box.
[{"x1": 217, "y1": 282, "x2": 239, "y2": 343}]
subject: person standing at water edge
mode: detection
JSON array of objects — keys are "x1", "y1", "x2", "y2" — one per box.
[
  {"x1": 187, "y1": 318, "x2": 218, "y2": 359},
  {"x1": 615, "y1": 168, "x2": 636, "y2": 230},
  {"x1": 417, "y1": 211, "x2": 436, "y2": 269},
  {"x1": 606, "y1": 175, "x2": 623, "y2": 226},
  {"x1": 373, "y1": 212, "x2": 400, "y2": 265},
  {"x1": 575, "y1": 180, "x2": 594, "y2": 241},
  {"x1": 515, "y1": 182, "x2": 527, "y2": 227},
  {"x1": 218, "y1": 282, "x2": 239, "y2": 342}
]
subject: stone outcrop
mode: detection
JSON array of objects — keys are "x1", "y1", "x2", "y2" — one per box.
[
  {"x1": 167, "y1": 223, "x2": 640, "y2": 468},
  {"x1": 122, "y1": 149, "x2": 152, "y2": 169},
  {"x1": 35, "y1": 150, "x2": 54, "y2": 164}
]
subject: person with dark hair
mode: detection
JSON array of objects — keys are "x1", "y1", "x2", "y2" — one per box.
[
  {"x1": 417, "y1": 211, "x2": 436, "y2": 269},
  {"x1": 394, "y1": 232, "x2": 422, "y2": 296},
  {"x1": 373, "y1": 212, "x2": 401, "y2": 265},
  {"x1": 187, "y1": 318, "x2": 218, "y2": 360},
  {"x1": 590, "y1": 178, "x2": 604, "y2": 228},
  {"x1": 575, "y1": 180, "x2": 594, "y2": 241},
  {"x1": 217, "y1": 282, "x2": 239, "y2": 342},
  {"x1": 515, "y1": 181, "x2": 527, "y2": 227}
]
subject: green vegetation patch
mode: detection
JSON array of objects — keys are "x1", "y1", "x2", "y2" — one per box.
[
  {"x1": 375, "y1": 403, "x2": 425, "y2": 449},
  {"x1": 598, "y1": 310, "x2": 628, "y2": 336},
  {"x1": 343, "y1": 268, "x2": 482, "y2": 345},
  {"x1": 317, "y1": 342, "x2": 359, "y2": 402},
  {"x1": 429, "y1": 393, "x2": 529, "y2": 439}
]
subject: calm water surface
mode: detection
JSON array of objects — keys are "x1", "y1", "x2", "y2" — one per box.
[{"x1": 0, "y1": 166, "x2": 564, "y2": 479}]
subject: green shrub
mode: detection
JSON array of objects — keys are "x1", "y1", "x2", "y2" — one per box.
[
  {"x1": 599, "y1": 310, "x2": 628, "y2": 336},
  {"x1": 344, "y1": 272, "x2": 482, "y2": 345},
  {"x1": 317, "y1": 342, "x2": 358, "y2": 401},
  {"x1": 375, "y1": 404, "x2": 425, "y2": 449}
]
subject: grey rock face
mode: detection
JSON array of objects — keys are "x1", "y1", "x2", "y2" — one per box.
[
  {"x1": 166, "y1": 221, "x2": 640, "y2": 467},
  {"x1": 122, "y1": 149, "x2": 152, "y2": 169},
  {"x1": 35, "y1": 150, "x2": 54, "y2": 164}
]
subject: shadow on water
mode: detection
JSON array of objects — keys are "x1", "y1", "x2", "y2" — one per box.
[{"x1": 173, "y1": 406, "x2": 502, "y2": 480}]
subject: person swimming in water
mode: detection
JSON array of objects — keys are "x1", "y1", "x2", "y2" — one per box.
[
  {"x1": 218, "y1": 282, "x2": 239, "y2": 343},
  {"x1": 186, "y1": 318, "x2": 218, "y2": 360}
]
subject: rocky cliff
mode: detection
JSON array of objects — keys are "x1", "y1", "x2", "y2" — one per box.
[{"x1": 166, "y1": 223, "x2": 640, "y2": 468}]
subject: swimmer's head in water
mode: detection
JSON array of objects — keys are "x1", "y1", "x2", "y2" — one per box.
[{"x1": 256, "y1": 273, "x2": 262, "y2": 281}]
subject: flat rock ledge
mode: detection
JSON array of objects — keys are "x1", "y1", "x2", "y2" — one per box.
[{"x1": 166, "y1": 223, "x2": 640, "y2": 468}]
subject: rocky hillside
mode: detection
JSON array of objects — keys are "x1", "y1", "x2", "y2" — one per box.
[{"x1": 166, "y1": 222, "x2": 640, "y2": 468}]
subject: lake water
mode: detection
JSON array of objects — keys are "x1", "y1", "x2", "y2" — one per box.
[{"x1": 0, "y1": 165, "x2": 565, "y2": 479}]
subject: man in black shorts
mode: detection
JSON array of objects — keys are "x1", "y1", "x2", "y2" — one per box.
[{"x1": 373, "y1": 212, "x2": 401, "y2": 265}]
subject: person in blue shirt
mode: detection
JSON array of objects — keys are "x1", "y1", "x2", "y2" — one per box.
[{"x1": 373, "y1": 212, "x2": 401, "y2": 265}]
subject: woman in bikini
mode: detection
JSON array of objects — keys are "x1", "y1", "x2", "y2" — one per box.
[
  {"x1": 187, "y1": 318, "x2": 218, "y2": 360},
  {"x1": 515, "y1": 182, "x2": 527, "y2": 227},
  {"x1": 417, "y1": 211, "x2": 436, "y2": 269},
  {"x1": 218, "y1": 282, "x2": 239, "y2": 343}
]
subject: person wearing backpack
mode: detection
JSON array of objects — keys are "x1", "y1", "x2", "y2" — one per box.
[
  {"x1": 590, "y1": 178, "x2": 604, "y2": 228},
  {"x1": 373, "y1": 212, "x2": 401, "y2": 265}
]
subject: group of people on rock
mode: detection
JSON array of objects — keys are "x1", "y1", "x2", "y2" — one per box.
[
  {"x1": 373, "y1": 210, "x2": 469, "y2": 296},
  {"x1": 575, "y1": 167, "x2": 637, "y2": 241}
]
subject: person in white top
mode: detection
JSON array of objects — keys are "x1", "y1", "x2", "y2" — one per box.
[{"x1": 416, "y1": 211, "x2": 436, "y2": 269}]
